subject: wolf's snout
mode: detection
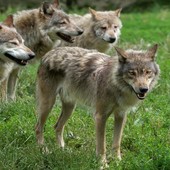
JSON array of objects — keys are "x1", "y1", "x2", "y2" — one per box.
[
  {"x1": 139, "y1": 88, "x2": 148, "y2": 93},
  {"x1": 109, "y1": 37, "x2": 116, "y2": 43},
  {"x1": 133, "y1": 87, "x2": 149, "y2": 100},
  {"x1": 78, "y1": 29, "x2": 84, "y2": 35},
  {"x1": 29, "y1": 52, "x2": 35, "y2": 59}
]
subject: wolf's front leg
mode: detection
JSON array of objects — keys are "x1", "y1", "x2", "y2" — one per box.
[
  {"x1": 0, "y1": 79, "x2": 8, "y2": 102},
  {"x1": 94, "y1": 111, "x2": 109, "y2": 167},
  {"x1": 7, "y1": 67, "x2": 20, "y2": 101},
  {"x1": 54, "y1": 99, "x2": 75, "y2": 148},
  {"x1": 112, "y1": 113, "x2": 127, "y2": 160}
]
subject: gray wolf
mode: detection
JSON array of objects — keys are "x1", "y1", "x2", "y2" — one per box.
[
  {"x1": 0, "y1": 15, "x2": 35, "y2": 101},
  {"x1": 58, "y1": 8, "x2": 122, "y2": 53},
  {"x1": 4, "y1": 0, "x2": 83, "y2": 101},
  {"x1": 35, "y1": 44, "x2": 160, "y2": 166}
]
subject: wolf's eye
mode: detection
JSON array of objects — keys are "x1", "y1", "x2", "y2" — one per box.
[
  {"x1": 114, "y1": 26, "x2": 118, "y2": 29},
  {"x1": 146, "y1": 70, "x2": 152, "y2": 75},
  {"x1": 101, "y1": 26, "x2": 107, "y2": 30},
  {"x1": 10, "y1": 42, "x2": 18, "y2": 45},
  {"x1": 59, "y1": 21, "x2": 66, "y2": 25},
  {"x1": 128, "y1": 71, "x2": 136, "y2": 76}
]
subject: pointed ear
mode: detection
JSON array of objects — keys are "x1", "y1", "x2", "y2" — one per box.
[
  {"x1": 40, "y1": 2, "x2": 55, "y2": 16},
  {"x1": 3, "y1": 15, "x2": 14, "y2": 27},
  {"x1": 89, "y1": 8, "x2": 99, "y2": 20},
  {"x1": 114, "y1": 8, "x2": 122, "y2": 17},
  {"x1": 53, "y1": 0, "x2": 59, "y2": 8},
  {"x1": 146, "y1": 44, "x2": 158, "y2": 60},
  {"x1": 115, "y1": 47, "x2": 128, "y2": 63}
]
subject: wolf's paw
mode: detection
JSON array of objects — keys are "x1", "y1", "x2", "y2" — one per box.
[
  {"x1": 100, "y1": 162, "x2": 109, "y2": 170},
  {"x1": 39, "y1": 145, "x2": 51, "y2": 155},
  {"x1": 99, "y1": 157, "x2": 109, "y2": 170}
]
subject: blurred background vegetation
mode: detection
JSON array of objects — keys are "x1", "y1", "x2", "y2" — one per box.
[
  {"x1": 0, "y1": 0, "x2": 170, "y2": 13},
  {"x1": 0, "y1": 0, "x2": 170, "y2": 170}
]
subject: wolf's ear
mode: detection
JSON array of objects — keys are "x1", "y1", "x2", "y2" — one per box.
[
  {"x1": 3, "y1": 15, "x2": 14, "y2": 27},
  {"x1": 114, "y1": 8, "x2": 122, "y2": 17},
  {"x1": 115, "y1": 47, "x2": 128, "y2": 63},
  {"x1": 146, "y1": 44, "x2": 158, "y2": 60},
  {"x1": 40, "y1": 2, "x2": 55, "y2": 16},
  {"x1": 89, "y1": 8, "x2": 99, "y2": 20},
  {"x1": 53, "y1": 0, "x2": 59, "y2": 8}
]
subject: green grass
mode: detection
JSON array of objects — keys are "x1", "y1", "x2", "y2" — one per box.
[{"x1": 0, "y1": 9, "x2": 170, "y2": 170}]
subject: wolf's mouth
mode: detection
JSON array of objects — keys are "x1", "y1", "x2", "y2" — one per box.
[
  {"x1": 131, "y1": 87, "x2": 147, "y2": 100},
  {"x1": 56, "y1": 32, "x2": 74, "y2": 43},
  {"x1": 4, "y1": 53, "x2": 28, "y2": 66},
  {"x1": 136, "y1": 93, "x2": 146, "y2": 100}
]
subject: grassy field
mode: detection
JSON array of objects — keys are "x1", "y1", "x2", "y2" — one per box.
[{"x1": 0, "y1": 9, "x2": 170, "y2": 170}]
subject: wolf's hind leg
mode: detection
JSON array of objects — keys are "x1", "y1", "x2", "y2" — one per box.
[{"x1": 35, "y1": 76, "x2": 57, "y2": 146}]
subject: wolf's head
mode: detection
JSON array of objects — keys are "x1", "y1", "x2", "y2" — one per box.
[
  {"x1": 0, "y1": 15, "x2": 35, "y2": 65},
  {"x1": 39, "y1": 0, "x2": 83, "y2": 43},
  {"x1": 115, "y1": 44, "x2": 160, "y2": 100},
  {"x1": 89, "y1": 8, "x2": 122, "y2": 44}
]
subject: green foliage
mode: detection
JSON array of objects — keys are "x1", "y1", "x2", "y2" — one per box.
[
  {"x1": 0, "y1": 9, "x2": 170, "y2": 170},
  {"x1": 0, "y1": 7, "x2": 21, "y2": 21}
]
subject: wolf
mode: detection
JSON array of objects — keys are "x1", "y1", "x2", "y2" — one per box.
[
  {"x1": 58, "y1": 8, "x2": 122, "y2": 53},
  {"x1": 0, "y1": 15, "x2": 35, "y2": 101},
  {"x1": 35, "y1": 44, "x2": 160, "y2": 166},
  {"x1": 4, "y1": 0, "x2": 83, "y2": 101}
]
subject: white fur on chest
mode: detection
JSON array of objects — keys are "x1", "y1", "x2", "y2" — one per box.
[{"x1": 116, "y1": 91, "x2": 139, "y2": 116}]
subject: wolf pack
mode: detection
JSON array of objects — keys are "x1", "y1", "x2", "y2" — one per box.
[{"x1": 0, "y1": 0, "x2": 160, "y2": 168}]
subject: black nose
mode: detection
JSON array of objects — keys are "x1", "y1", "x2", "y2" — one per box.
[
  {"x1": 29, "y1": 53, "x2": 35, "y2": 59},
  {"x1": 139, "y1": 88, "x2": 148, "y2": 93},
  {"x1": 109, "y1": 37, "x2": 116, "y2": 43},
  {"x1": 78, "y1": 30, "x2": 84, "y2": 35}
]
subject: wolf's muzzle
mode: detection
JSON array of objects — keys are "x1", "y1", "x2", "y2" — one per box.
[
  {"x1": 139, "y1": 88, "x2": 148, "y2": 93},
  {"x1": 29, "y1": 53, "x2": 35, "y2": 59},
  {"x1": 78, "y1": 30, "x2": 84, "y2": 35},
  {"x1": 109, "y1": 37, "x2": 116, "y2": 43}
]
